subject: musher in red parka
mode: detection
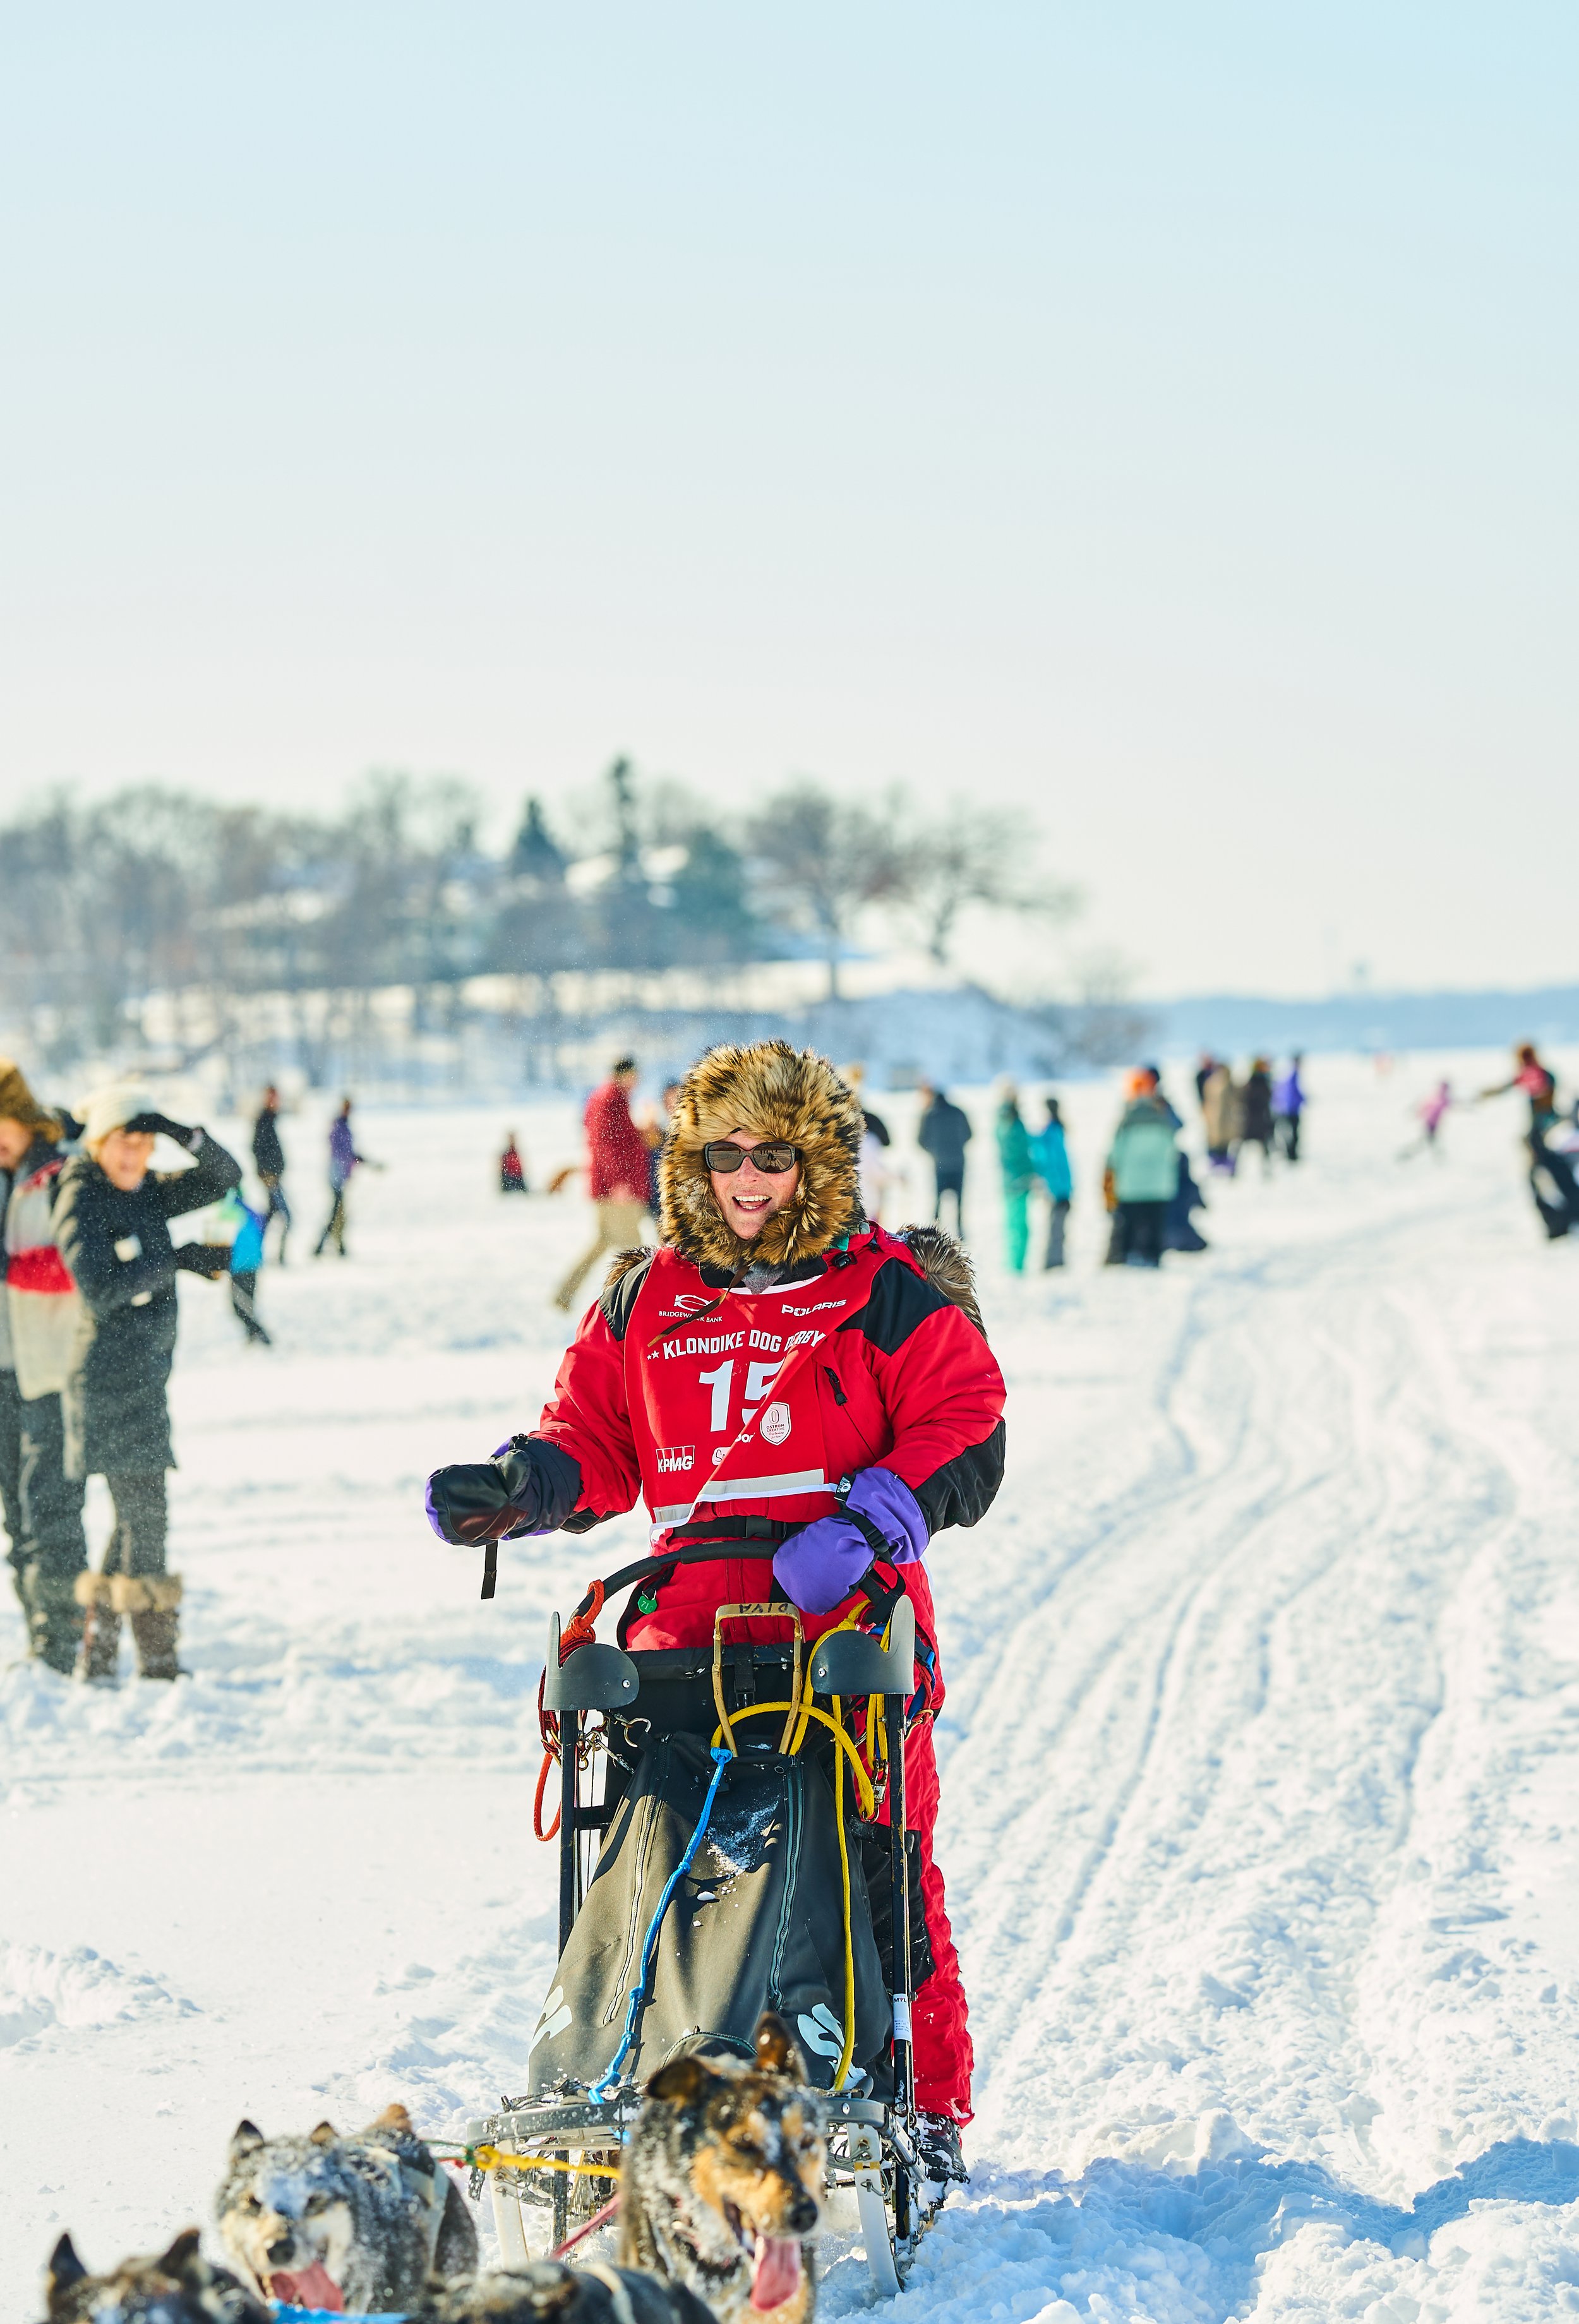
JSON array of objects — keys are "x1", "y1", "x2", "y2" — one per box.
[{"x1": 426, "y1": 1040, "x2": 1005, "y2": 2176}]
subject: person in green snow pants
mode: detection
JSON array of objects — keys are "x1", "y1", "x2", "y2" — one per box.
[{"x1": 995, "y1": 1088, "x2": 1035, "y2": 1273}]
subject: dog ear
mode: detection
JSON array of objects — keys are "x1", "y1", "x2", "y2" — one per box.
[
  {"x1": 645, "y1": 2056, "x2": 710, "y2": 2105},
  {"x1": 47, "y1": 2232, "x2": 88, "y2": 2306},
  {"x1": 753, "y1": 2013, "x2": 804, "y2": 2080},
  {"x1": 367, "y1": 2102, "x2": 414, "y2": 2136},
  {"x1": 156, "y1": 2231, "x2": 203, "y2": 2281},
  {"x1": 230, "y1": 2121, "x2": 265, "y2": 2159},
  {"x1": 308, "y1": 2122, "x2": 339, "y2": 2147}
]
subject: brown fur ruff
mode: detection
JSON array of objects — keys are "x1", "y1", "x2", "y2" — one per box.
[
  {"x1": 901, "y1": 1222, "x2": 986, "y2": 1334},
  {"x1": 656, "y1": 1042, "x2": 865, "y2": 1272}
]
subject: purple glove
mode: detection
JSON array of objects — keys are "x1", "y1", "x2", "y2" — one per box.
[{"x1": 772, "y1": 1467, "x2": 929, "y2": 1615}]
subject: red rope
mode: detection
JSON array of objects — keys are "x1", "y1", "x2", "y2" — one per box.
[{"x1": 551, "y1": 2193, "x2": 620, "y2": 2258}]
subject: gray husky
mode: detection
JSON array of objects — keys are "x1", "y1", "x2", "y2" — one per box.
[
  {"x1": 39, "y1": 2229, "x2": 268, "y2": 2324},
  {"x1": 214, "y1": 2102, "x2": 477, "y2": 2311}
]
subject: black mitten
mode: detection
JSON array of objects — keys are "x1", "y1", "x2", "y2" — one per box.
[
  {"x1": 173, "y1": 1243, "x2": 231, "y2": 1279},
  {"x1": 424, "y1": 1437, "x2": 581, "y2": 1546},
  {"x1": 126, "y1": 1111, "x2": 204, "y2": 1154}
]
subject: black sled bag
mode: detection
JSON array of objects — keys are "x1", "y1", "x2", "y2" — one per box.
[{"x1": 527, "y1": 1731, "x2": 889, "y2": 2093}]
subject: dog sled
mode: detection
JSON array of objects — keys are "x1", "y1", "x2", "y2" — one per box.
[{"x1": 469, "y1": 1545, "x2": 940, "y2": 2297}]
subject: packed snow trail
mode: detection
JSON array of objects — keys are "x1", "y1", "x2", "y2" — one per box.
[{"x1": 5, "y1": 1055, "x2": 1579, "y2": 2319}]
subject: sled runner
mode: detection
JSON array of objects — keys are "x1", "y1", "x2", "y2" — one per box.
[{"x1": 471, "y1": 1550, "x2": 936, "y2": 2296}]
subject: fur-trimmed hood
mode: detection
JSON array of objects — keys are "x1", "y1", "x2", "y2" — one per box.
[{"x1": 657, "y1": 1041, "x2": 865, "y2": 1271}]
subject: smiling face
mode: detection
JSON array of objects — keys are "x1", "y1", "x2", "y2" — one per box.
[{"x1": 708, "y1": 1129, "x2": 802, "y2": 1245}]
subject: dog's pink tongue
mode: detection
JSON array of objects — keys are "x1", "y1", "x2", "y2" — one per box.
[
  {"x1": 750, "y1": 2236, "x2": 803, "y2": 2313},
  {"x1": 268, "y1": 2263, "x2": 344, "y2": 2311}
]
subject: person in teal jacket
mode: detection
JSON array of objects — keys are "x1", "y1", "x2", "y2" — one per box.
[
  {"x1": 1030, "y1": 1095, "x2": 1073, "y2": 1269},
  {"x1": 1107, "y1": 1081, "x2": 1179, "y2": 1269},
  {"x1": 995, "y1": 1087, "x2": 1035, "y2": 1273}
]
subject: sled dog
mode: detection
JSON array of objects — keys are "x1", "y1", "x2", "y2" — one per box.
[
  {"x1": 40, "y1": 2228, "x2": 268, "y2": 2324},
  {"x1": 618, "y1": 2013, "x2": 826, "y2": 2324},
  {"x1": 422, "y1": 2261, "x2": 715, "y2": 2324},
  {"x1": 215, "y1": 2102, "x2": 477, "y2": 2311}
]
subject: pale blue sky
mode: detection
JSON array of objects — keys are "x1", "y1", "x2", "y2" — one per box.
[{"x1": 1, "y1": 4, "x2": 1575, "y2": 997}]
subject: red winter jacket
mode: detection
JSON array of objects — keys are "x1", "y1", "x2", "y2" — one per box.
[
  {"x1": 531, "y1": 1227, "x2": 1006, "y2": 1674},
  {"x1": 584, "y1": 1081, "x2": 652, "y2": 1203}
]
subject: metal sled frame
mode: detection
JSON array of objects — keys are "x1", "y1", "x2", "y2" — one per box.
[{"x1": 476, "y1": 1593, "x2": 929, "y2": 2294}]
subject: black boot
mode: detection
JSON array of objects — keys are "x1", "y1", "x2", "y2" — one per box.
[
  {"x1": 112, "y1": 1573, "x2": 184, "y2": 1679},
  {"x1": 915, "y1": 2114, "x2": 969, "y2": 2213},
  {"x1": 21, "y1": 1562, "x2": 84, "y2": 1675}
]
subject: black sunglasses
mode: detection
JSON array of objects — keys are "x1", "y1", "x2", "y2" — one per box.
[{"x1": 702, "y1": 1139, "x2": 803, "y2": 1176}]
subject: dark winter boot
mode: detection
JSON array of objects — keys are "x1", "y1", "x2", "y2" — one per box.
[
  {"x1": 74, "y1": 1571, "x2": 122, "y2": 1684},
  {"x1": 113, "y1": 1572, "x2": 184, "y2": 1680},
  {"x1": 915, "y1": 2114, "x2": 969, "y2": 2215},
  {"x1": 21, "y1": 1561, "x2": 85, "y2": 1675}
]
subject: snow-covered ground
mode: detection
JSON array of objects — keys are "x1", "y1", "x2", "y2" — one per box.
[{"x1": 6, "y1": 1052, "x2": 1579, "y2": 2321}]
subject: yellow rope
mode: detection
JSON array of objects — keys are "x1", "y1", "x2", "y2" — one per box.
[
  {"x1": 709, "y1": 1679, "x2": 867, "y2": 2095},
  {"x1": 707, "y1": 1702, "x2": 876, "y2": 1821},
  {"x1": 432, "y1": 2147, "x2": 614, "y2": 2179}
]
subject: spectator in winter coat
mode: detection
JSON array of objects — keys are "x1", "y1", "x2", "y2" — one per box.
[
  {"x1": 315, "y1": 1097, "x2": 370, "y2": 1258},
  {"x1": 552, "y1": 1058, "x2": 653, "y2": 1310},
  {"x1": 994, "y1": 1088, "x2": 1035, "y2": 1273},
  {"x1": 1201, "y1": 1062, "x2": 1240, "y2": 1171},
  {"x1": 426, "y1": 1038, "x2": 1006, "y2": 2181},
  {"x1": 1480, "y1": 1043, "x2": 1579, "y2": 1237},
  {"x1": 500, "y1": 1132, "x2": 527, "y2": 1194},
  {"x1": 251, "y1": 1086, "x2": 291, "y2": 1262},
  {"x1": 916, "y1": 1083, "x2": 971, "y2": 1235},
  {"x1": 1273, "y1": 1056, "x2": 1306, "y2": 1161},
  {"x1": 1030, "y1": 1096, "x2": 1072, "y2": 1269},
  {"x1": 1107, "y1": 1081, "x2": 1180, "y2": 1267},
  {"x1": 0, "y1": 1059, "x2": 87, "y2": 1673},
  {"x1": 54, "y1": 1086, "x2": 241, "y2": 1682},
  {"x1": 1240, "y1": 1061, "x2": 1275, "y2": 1175}
]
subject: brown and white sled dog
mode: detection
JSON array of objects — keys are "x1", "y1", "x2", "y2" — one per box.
[
  {"x1": 215, "y1": 2102, "x2": 477, "y2": 2310},
  {"x1": 40, "y1": 2229, "x2": 268, "y2": 2324},
  {"x1": 618, "y1": 2015, "x2": 826, "y2": 2324}
]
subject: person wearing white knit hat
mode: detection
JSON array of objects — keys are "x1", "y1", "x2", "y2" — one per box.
[{"x1": 54, "y1": 1089, "x2": 243, "y2": 1682}]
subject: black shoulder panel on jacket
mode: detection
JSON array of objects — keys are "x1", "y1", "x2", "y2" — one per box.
[
  {"x1": 914, "y1": 1420, "x2": 1006, "y2": 1534},
  {"x1": 835, "y1": 1253, "x2": 947, "y2": 1356},
  {"x1": 597, "y1": 1253, "x2": 654, "y2": 1342}
]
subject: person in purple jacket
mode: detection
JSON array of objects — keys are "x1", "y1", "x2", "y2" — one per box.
[
  {"x1": 1273, "y1": 1055, "x2": 1306, "y2": 1161},
  {"x1": 313, "y1": 1098, "x2": 376, "y2": 1259}
]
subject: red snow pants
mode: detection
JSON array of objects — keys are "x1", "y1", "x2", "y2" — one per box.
[{"x1": 626, "y1": 1559, "x2": 974, "y2": 2123}]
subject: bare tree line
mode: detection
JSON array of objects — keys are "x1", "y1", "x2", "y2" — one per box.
[{"x1": 0, "y1": 760, "x2": 1100, "y2": 1074}]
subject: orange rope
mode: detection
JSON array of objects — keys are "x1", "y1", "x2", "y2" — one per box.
[{"x1": 534, "y1": 1578, "x2": 608, "y2": 1842}]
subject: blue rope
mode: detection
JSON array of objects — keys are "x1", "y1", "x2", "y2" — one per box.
[
  {"x1": 588, "y1": 1745, "x2": 733, "y2": 2102},
  {"x1": 272, "y1": 2309, "x2": 408, "y2": 2321}
]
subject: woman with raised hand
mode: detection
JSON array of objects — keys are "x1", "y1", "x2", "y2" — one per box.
[{"x1": 54, "y1": 1087, "x2": 241, "y2": 1682}]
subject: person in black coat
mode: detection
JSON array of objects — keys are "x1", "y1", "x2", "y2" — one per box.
[
  {"x1": 916, "y1": 1081, "x2": 973, "y2": 1235},
  {"x1": 54, "y1": 1087, "x2": 240, "y2": 1682},
  {"x1": 1239, "y1": 1060, "x2": 1275, "y2": 1175},
  {"x1": 251, "y1": 1085, "x2": 291, "y2": 1262}
]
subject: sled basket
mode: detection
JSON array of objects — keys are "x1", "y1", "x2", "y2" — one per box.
[{"x1": 483, "y1": 1598, "x2": 934, "y2": 2292}]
